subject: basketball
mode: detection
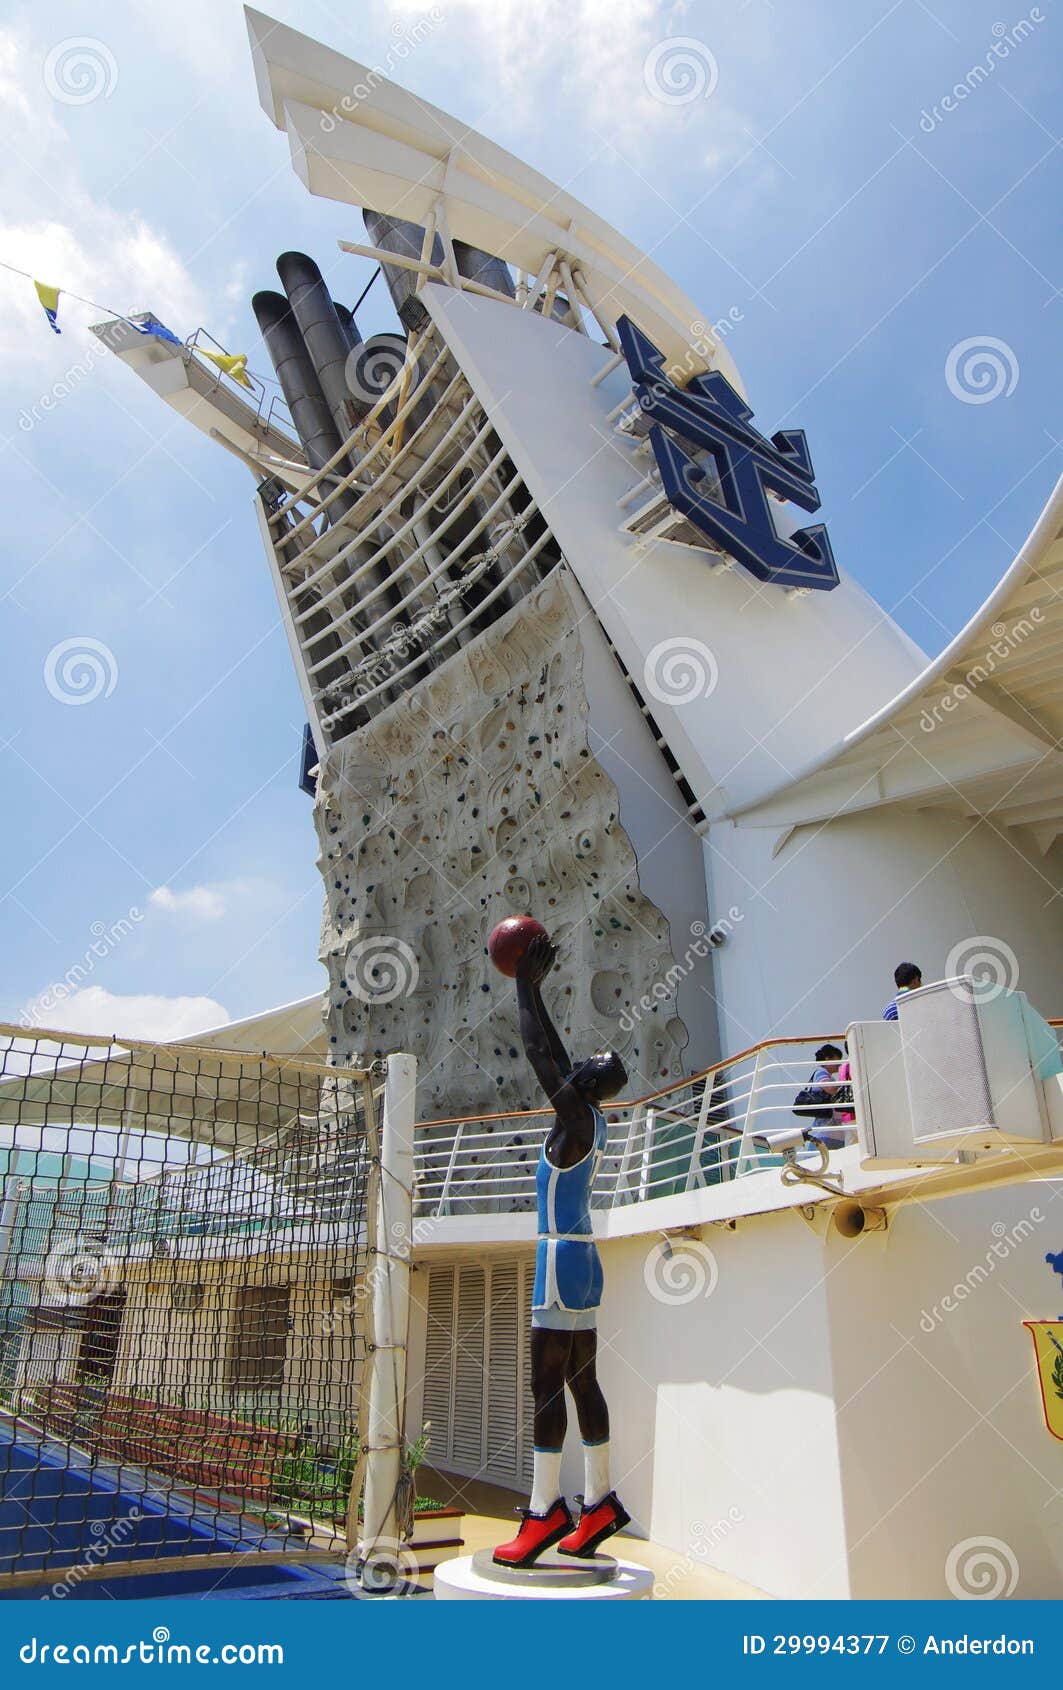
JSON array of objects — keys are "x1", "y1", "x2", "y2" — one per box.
[{"x1": 487, "y1": 915, "x2": 549, "y2": 977}]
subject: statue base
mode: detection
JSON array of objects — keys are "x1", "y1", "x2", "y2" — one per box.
[{"x1": 434, "y1": 1549, "x2": 653, "y2": 1600}]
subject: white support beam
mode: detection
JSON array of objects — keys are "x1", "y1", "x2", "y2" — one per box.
[
  {"x1": 359, "y1": 1052, "x2": 417, "y2": 1589},
  {"x1": 337, "y1": 238, "x2": 443, "y2": 278}
]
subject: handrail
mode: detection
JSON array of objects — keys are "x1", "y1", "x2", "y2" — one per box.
[
  {"x1": 411, "y1": 1033, "x2": 848, "y2": 1133},
  {"x1": 401, "y1": 1037, "x2": 837, "y2": 1219},
  {"x1": 405, "y1": 1021, "x2": 1063, "y2": 1220},
  {"x1": 412, "y1": 1022, "x2": 1063, "y2": 1134}
]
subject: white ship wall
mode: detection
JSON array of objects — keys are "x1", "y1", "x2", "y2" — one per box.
[
  {"x1": 577, "y1": 601, "x2": 720, "y2": 1069},
  {"x1": 706, "y1": 809, "x2": 1063, "y2": 1050},
  {"x1": 824, "y1": 1185, "x2": 1062, "y2": 1600},
  {"x1": 594, "y1": 1217, "x2": 849, "y2": 1599},
  {"x1": 582, "y1": 1183, "x2": 1062, "y2": 1599},
  {"x1": 424, "y1": 285, "x2": 926, "y2": 819},
  {"x1": 424, "y1": 284, "x2": 981, "y2": 1073}
]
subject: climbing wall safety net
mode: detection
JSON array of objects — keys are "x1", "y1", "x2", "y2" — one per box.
[{"x1": 0, "y1": 1025, "x2": 380, "y2": 1589}]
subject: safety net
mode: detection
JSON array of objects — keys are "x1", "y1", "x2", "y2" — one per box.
[{"x1": 0, "y1": 1025, "x2": 379, "y2": 1593}]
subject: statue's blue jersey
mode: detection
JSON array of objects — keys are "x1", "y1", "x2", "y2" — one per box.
[{"x1": 532, "y1": 1106, "x2": 607, "y2": 1322}]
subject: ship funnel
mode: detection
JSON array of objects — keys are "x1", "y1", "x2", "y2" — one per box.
[
  {"x1": 363, "y1": 209, "x2": 517, "y2": 329},
  {"x1": 453, "y1": 240, "x2": 515, "y2": 301},
  {"x1": 252, "y1": 289, "x2": 347, "y2": 475},
  {"x1": 363, "y1": 209, "x2": 444, "y2": 333},
  {"x1": 333, "y1": 301, "x2": 362, "y2": 353},
  {"x1": 277, "y1": 251, "x2": 369, "y2": 432}
]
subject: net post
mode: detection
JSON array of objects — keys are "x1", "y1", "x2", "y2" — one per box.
[{"x1": 358, "y1": 1052, "x2": 416, "y2": 1580}]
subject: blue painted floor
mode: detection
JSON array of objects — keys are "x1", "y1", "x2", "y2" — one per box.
[{"x1": 0, "y1": 1416, "x2": 354, "y2": 1599}]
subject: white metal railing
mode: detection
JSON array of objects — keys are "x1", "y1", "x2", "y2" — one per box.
[
  {"x1": 261, "y1": 317, "x2": 561, "y2": 743},
  {"x1": 184, "y1": 327, "x2": 297, "y2": 446},
  {"x1": 410, "y1": 1037, "x2": 850, "y2": 1219}
]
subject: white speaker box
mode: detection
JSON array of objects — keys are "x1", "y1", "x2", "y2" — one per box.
[{"x1": 848, "y1": 978, "x2": 1061, "y2": 1167}]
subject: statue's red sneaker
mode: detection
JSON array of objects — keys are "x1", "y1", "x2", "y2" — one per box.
[
  {"x1": 557, "y1": 1492, "x2": 631, "y2": 1559},
  {"x1": 492, "y1": 1498, "x2": 574, "y2": 1568}
]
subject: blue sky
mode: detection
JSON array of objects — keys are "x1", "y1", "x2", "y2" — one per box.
[{"x1": 0, "y1": 0, "x2": 1059, "y2": 1040}]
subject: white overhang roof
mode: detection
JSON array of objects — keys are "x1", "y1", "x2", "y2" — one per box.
[
  {"x1": 243, "y1": 7, "x2": 742, "y2": 390},
  {"x1": 0, "y1": 997, "x2": 327, "y2": 1148},
  {"x1": 174, "y1": 993, "x2": 325, "y2": 1057},
  {"x1": 729, "y1": 471, "x2": 1063, "y2": 850}
]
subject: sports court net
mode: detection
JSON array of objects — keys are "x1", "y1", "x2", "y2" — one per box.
[{"x1": 0, "y1": 1025, "x2": 379, "y2": 1590}]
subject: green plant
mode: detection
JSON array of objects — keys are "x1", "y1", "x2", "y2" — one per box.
[
  {"x1": 274, "y1": 1430, "x2": 361, "y2": 1520},
  {"x1": 222, "y1": 1414, "x2": 443, "y2": 1528},
  {"x1": 405, "y1": 1421, "x2": 431, "y2": 1475}
]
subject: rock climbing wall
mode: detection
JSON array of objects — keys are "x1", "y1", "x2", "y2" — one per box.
[{"x1": 314, "y1": 568, "x2": 689, "y2": 1118}]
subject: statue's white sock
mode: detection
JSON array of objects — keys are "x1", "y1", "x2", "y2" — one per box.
[
  {"x1": 584, "y1": 1438, "x2": 611, "y2": 1507},
  {"x1": 530, "y1": 1447, "x2": 563, "y2": 1514}
]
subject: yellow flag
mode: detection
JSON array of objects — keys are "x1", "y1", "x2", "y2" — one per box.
[
  {"x1": 1024, "y1": 1321, "x2": 1063, "y2": 1441},
  {"x1": 34, "y1": 279, "x2": 61, "y2": 334},
  {"x1": 196, "y1": 348, "x2": 253, "y2": 390}
]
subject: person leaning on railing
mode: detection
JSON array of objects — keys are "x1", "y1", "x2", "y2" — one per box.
[{"x1": 794, "y1": 1043, "x2": 854, "y2": 1150}]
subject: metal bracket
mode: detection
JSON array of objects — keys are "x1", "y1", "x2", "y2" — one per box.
[{"x1": 779, "y1": 1141, "x2": 847, "y2": 1198}]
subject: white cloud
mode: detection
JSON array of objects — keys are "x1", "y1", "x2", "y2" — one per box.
[
  {"x1": 409, "y1": 0, "x2": 653, "y2": 126},
  {"x1": 150, "y1": 884, "x2": 227, "y2": 921},
  {"x1": 24, "y1": 985, "x2": 229, "y2": 1042},
  {"x1": 0, "y1": 24, "x2": 209, "y2": 361},
  {"x1": 148, "y1": 878, "x2": 271, "y2": 923},
  {"x1": 391, "y1": 0, "x2": 732, "y2": 136}
]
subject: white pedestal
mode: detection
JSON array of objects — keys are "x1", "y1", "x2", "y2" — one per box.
[{"x1": 433, "y1": 1553, "x2": 654, "y2": 1600}]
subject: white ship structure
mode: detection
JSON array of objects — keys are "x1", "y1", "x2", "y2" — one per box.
[{"x1": 88, "y1": 11, "x2": 1063, "y2": 1600}]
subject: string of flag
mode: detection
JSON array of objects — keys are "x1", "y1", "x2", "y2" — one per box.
[
  {"x1": 33, "y1": 280, "x2": 61, "y2": 335},
  {"x1": 0, "y1": 257, "x2": 258, "y2": 391}
]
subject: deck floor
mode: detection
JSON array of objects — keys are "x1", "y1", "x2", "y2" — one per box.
[{"x1": 417, "y1": 1468, "x2": 767, "y2": 1601}]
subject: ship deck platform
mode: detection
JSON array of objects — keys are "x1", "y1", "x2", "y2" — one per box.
[{"x1": 417, "y1": 1468, "x2": 767, "y2": 1602}]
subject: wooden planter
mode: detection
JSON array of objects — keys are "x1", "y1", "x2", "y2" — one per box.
[
  {"x1": 270, "y1": 1505, "x2": 464, "y2": 1576},
  {"x1": 406, "y1": 1506, "x2": 465, "y2": 1574}
]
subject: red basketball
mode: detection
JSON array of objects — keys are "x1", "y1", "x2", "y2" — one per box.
[{"x1": 487, "y1": 915, "x2": 549, "y2": 978}]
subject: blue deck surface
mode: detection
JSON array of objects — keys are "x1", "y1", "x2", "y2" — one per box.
[{"x1": 0, "y1": 1418, "x2": 353, "y2": 1599}]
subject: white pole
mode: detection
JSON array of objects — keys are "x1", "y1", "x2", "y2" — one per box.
[{"x1": 360, "y1": 1052, "x2": 416, "y2": 1581}]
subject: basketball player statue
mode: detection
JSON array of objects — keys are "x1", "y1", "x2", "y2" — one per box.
[{"x1": 493, "y1": 933, "x2": 631, "y2": 1567}]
